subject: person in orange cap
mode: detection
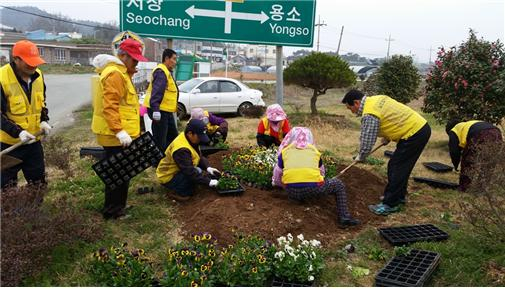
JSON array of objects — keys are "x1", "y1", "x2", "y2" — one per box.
[
  {"x1": 91, "y1": 37, "x2": 148, "y2": 219},
  {"x1": 1, "y1": 40, "x2": 52, "y2": 189}
]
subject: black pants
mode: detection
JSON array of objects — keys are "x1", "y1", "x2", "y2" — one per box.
[
  {"x1": 148, "y1": 108, "x2": 178, "y2": 153},
  {"x1": 257, "y1": 134, "x2": 280, "y2": 148},
  {"x1": 1, "y1": 141, "x2": 46, "y2": 188},
  {"x1": 102, "y1": 146, "x2": 129, "y2": 219},
  {"x1": 383, "y1": 123, "x2": 431, "y2": 207}
]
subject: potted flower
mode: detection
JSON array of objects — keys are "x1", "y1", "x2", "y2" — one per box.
[
  {"x1": 271, "y1": 233, "x2": 325, "y2": 286},
  {"x1": 216, "y1": 174, "x2": 244, "y2": 195}
]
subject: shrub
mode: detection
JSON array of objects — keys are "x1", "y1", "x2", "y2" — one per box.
[
  {"x1": 459, "y1": 141, "x2": 505, "y2": 242},
  {"x1": 212, "y1": 235, "x2": 275, "y2": 286},
  {"x1": 89, "y1": 243, "x2": 154, "y2": 286},
  {"x1": 1, "y1": 186, "x2": 102, "y2": 286},
  {"x1": 241, "y1": 105, "x2": 266, "y2": 118},
  {"x1": 423, "y1": 30, "x2": 505, "y2": 124},
  {"x1": 362, "y1": 72, "x2": 380, "y2": 96},
  {"x1": 272, "y1": 233, "x2": 324, "y2": 283},
  {"x1": 284, "y1": 52, "x2": 356, "y2": 114},
  {"x1": 371, "y1": 55, "x2": 421, "y2": 104},
  {"x1": 161, "y1": 233, "x2": 219, "y2": 287}
]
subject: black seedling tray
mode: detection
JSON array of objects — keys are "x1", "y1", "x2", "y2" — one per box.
[
  {"x1": 384, "y1": 150, "x2": 394, "y2": 158},
  {"x1": 80, "y1": 146, "x2": 106, "y2": 160},
  {"x1": 413, "y1": 177, "x2": 458, "y2": 189},
  {"x1": 375, "y1": 249, "x2": 441, "y2": 287},
  {"x1": 379, "y1": 224, "x2": 449, "y2": 246},
  {"x1": 200, "y1": 145, "x2": 228, "y2": 157},
  {"x1": 423, "y1": 162, "x2": 453, "y2": 173},
  {"x1": 271, "y1": 278, "x2": 313, "y2": 287},
  {"x1": 216, "y1": 183, "x2": 245, "y2": 196},
  {"x1": 92, "y1": 132, "x2": 165, "y2": 189}
]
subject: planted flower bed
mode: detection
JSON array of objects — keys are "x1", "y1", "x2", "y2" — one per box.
[{"x1": 222, "y1": 147, "x2": 277, "y2": 189}]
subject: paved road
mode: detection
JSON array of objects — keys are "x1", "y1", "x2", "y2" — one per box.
[{"x1": 44, "y1": 74, "x2": 93, "y2": 130}]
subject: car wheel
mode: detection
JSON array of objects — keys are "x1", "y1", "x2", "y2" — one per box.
[
  {"x1": 237, "y1": 102, "x2": 253, "y2": 117},
  {"x1": 177, "y1": 103, "x2": 187, "y2": 120}
]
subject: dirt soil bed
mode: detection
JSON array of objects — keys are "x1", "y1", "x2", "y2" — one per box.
[{"x1": 174, "y1": 151, "x2": 386, "y2": 246}]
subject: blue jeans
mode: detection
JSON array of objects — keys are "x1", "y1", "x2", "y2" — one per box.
[{"x1": 162, "y1": 168, "x2": 202, "y2": 196}]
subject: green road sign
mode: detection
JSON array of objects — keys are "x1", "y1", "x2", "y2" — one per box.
[{"x1": 120, "y1": 0, "x2": 316, "y2": 47}]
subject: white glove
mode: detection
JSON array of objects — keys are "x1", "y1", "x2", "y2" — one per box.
[
  {"x1": 152, "y1": 111, "x2": 161, "y2": 121},
  {"x1": 209, "y1": 179, "x2": 219, "y2": 187},
  {"x1": 19, "y1": 130, "x2": 36, "y2": 143},
  {"x1": 381, "y1": 137, "x2": 390, "y2": 145},
  {"x1": 39, "y1": 121, "x2": 52, "y2": 135},
  {"x1": 115, "y1": 130, "x2": 132, "y2": 147},
  {"x1": 207, "y1": 167, "x2": 221, "y2": 176}
]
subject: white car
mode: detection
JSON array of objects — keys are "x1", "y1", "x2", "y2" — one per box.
[{"x1": 176, "y1": 77, "x2": 265, "y2": 118}]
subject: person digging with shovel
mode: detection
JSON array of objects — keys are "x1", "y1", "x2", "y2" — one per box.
[
  {"x1": 1, "y1": 40, "x2": 51, "y2": 189},
  {"x1": 271, "y1": 127, "x2": 360, "y2": 228},
  {"x1": 342, "y1": 89, "x2": 431, "y2": 216}
]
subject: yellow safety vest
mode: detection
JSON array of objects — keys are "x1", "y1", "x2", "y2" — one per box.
[
  {"x1": 156, "y1": 132, "x2": 200, "y2": 184},
  {"x1": 362, "y1": 95, "x2": 427, "y2": 142},
  {"x1": 281, "y1": 143, "x2": 324, "y2": 184},
  {"x1": 91, "y1": 63, "x2": 140, "y2": 146},
  {"x1": 143, "y1": 64, "x2": 178, "y2": 112},
  {"x1": 261, "y1": 117, "x2": 285, "y2": 140},
  {"x1": 0, "y1": 64, "x2": 44, "y2": 145},
  {"x1": 451, "y1": 120, "x2": 481, "y2": 148},
  {"x1": 204, "y1": 111, "x2": 220, "y2": 134}
]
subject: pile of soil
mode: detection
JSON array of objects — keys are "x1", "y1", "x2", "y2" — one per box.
[{"x1": 174, "y1": 151, "x2": 386, "y2": 246}]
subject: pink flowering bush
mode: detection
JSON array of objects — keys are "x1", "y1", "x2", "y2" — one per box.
[{"x1": 423, "y1": 30, "x2": 505, "y2": 124}]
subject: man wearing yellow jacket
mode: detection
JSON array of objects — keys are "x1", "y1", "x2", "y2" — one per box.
[
  {"x1": 342, "y1": 89, "x2": 431, "y2": 215},
  {"x1": 91, "y1": 38, "x2": 147, "y2": 219},
  {"x1": 445, "y1": 120, "x2": 503, "y2": 191},
  {"x1": 143, "y1": 48, "x2": 179, "y2": 152},
  {"x1": 156, "y1": 119, "x2": 220, "y2": 201},
  {"x1": 1, "y1": 40, "x2": 52, "y2": 188}
]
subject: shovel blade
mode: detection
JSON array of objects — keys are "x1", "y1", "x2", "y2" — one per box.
[{"x1": 1, "y1": 155, "x2": 23, "y2": 171}]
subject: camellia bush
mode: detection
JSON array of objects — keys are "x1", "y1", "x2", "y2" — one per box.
[
  {"x1": 363, "y1": 55, "x2": 421, "y2": 104},
  {"x1": 423, "y1": 30, "x2": 505, "y2": 124}
]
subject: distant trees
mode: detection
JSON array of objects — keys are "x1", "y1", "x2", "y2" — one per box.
[
  {"x1": 423, "y1": 30, "x2": 505, "y2": 124},
  {"x1": 363, "y1": 55, "x2": 421, "y2": 104},
  {"x1": 284, "y1": 52, "x2": 356, "y2": 114}
]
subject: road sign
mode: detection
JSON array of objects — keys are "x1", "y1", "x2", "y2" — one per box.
[{"x1": 120, "y1": 0, "x2": 316, "y2": 47}]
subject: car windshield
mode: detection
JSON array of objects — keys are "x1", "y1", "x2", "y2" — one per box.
[{"x1": 179, "y1": 78, "x2": 204, "y2": 93}]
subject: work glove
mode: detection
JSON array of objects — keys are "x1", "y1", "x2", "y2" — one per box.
[
  {"x1": 207, "y1": 167, "x2": 221, "y2": 177},
  {"x1": 152, "y1": 111, "x2": 161, "y2": 121},
  {"x1": 209, "y1": 179, "x2": 219, "y2": 187},
  {"x1": 39, "y1": 121, "x2": 52, "y2": 135},
  {"x1": 381, "y1": 137, "x2": 390, "y2": 146},
  {"x1": 116, "y1": 130, "x2": 132, "y2": 147},
  {"x1": 19, "y1": 130, "x2": 36, "y2": 144}
]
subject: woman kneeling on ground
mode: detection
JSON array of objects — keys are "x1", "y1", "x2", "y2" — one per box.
[
  {"x1": 256, "y1": 104, "x2": 290, "y2": 148},
  {"x1": 272, "y1": 127, "x2": 360, "y2": 228}
]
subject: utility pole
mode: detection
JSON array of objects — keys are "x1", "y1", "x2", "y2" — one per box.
[
  {"x1": 429, "y1": 46, "x2": 433, "y2": 64},
  {"x1": 315, "y1": 15, "x2": 326, "y2": 52},
  {"x1": 264, "y1": 45, "x2": 267, "y2": 66},
  {"x1": 386, "y1": 34, "x2": 394, "y2": 60},
  {"x1": 336, "y1": 25, "x2": 344, "y2": 55}
]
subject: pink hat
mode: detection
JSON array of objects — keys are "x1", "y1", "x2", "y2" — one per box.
[{"x1": 266, "y1": 104, "x2": 287, "y2": 122}]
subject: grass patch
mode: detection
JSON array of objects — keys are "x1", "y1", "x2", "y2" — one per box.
[{"x1": 40, "y1": 64, "x2": 95, "y2": 74}]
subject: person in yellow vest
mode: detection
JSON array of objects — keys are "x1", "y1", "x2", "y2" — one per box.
[
  {"x1": 257, "y1": 104, "x2": 290, "y2": 147},
  {"x1": 445, "y1": 120, "x2": 503, "y2": 191},
  {"x1": 156, "y1": 119, "x2": 221, "y2": 201},
  {"x1": 342, "y1": 89, "x2": 431, "y2": 216},
  {"x1": 143, "y1": 48, "x2": 179, "y2": 152},
  {"x1": 1, "y1": 40, "x2": 52, "y2": 189},
  {"x1": 271, "y1": 127, "x2": 360, "y2": 228},
  {"x1": 190, "y1": 108, "x2": 229, "y2": 144},
  {"x1": 91, "y1": 38, "x2": 148, "y2": 219}
]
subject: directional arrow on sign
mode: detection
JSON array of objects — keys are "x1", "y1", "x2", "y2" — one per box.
[{"x1": 185, "y1": 4, "x2": 269, "y2": 34}]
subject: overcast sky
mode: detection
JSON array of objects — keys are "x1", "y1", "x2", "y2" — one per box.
[{"x1": 3, "y1": 0, "x2": 504, "y2": 63}]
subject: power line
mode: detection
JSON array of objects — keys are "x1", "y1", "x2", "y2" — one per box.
[{"x1": 0, "y1": 5, "x2": 119, "y2": 31}]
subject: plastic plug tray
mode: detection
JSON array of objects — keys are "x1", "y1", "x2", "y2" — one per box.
[
  {"x1": 422, "y1": 162, "x2": 453, "y2": 173},
  {"x1": 413, "y1": 177, "x2": 458, "y2": 189},
  {"x1": 92, "y1": 132, "x2": 165, "y2": 189},
  {"x1": 216, "y1": 183, "x2": 245, "y2": 196},
  {"x1": 379, "y1": 224, "x2": 449, "y2": 246},
  {"x1": 375, "y1": 249, "x2": 441, "y2": 287}
]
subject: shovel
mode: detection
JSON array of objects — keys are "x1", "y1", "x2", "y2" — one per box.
[
  {"x1": 1, "y1": 130, "x2": 45, "y2": 171},
  {"x1": 337, "y1": 143, "x2": 385, "y2": 177}
]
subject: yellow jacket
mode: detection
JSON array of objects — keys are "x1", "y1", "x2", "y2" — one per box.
[
  {"x1": 281, "y1": 143, "x2": 324, "y2": 184},
  {"x1": 0, "y1": 63, "x2": 45, "y2": 145},
  {"x1": 156, "y1": 132, "x2": 200, "y2": 184},
  {"x1": 143, "y1": 64, "x2": 178, "y2": 112},
  {"x1": 451, "y1": 120, "x2": 481, "y2": 148}
]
